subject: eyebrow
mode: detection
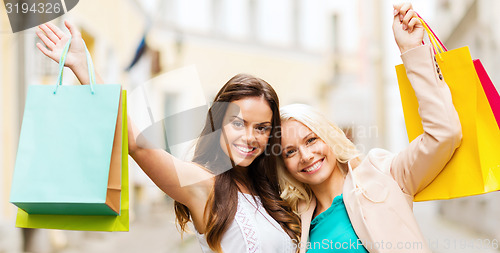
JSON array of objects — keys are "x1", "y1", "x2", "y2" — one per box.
[
  {"x1": 283, "y1": 132, "x2": 314, "y2": 150},
  {"x1": 303, "y1": 132, "x2": 314, "y2": 141},
  {"x1": 229, "y1": 116, "x2": 272, "y2": 125}
]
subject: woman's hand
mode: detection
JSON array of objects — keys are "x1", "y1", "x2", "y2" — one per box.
[
  {"x1": 36, "y1": 20, "x2": 86, "y2": 70},
  {"x1": 392, "y1": 3, "x2": 424, "y2": 54},
  {"x1": 36, "y1": 20, "x2": 102, "y2": 84}
]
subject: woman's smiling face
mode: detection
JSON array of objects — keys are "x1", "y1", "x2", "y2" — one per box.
[
  {"x1": 281, "y1": 119, "x2": 338, "y2": 186},
  {"x1": 219, "y1": 96, "x2": 273, "y2": 167}
]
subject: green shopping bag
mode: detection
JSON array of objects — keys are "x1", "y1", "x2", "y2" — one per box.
[
  {"x1": 10, "y1": 36, "x2": 122, "y2": 216},
  {"x1": 14, "y1": 90, "x2": 129, "y2": 231}
]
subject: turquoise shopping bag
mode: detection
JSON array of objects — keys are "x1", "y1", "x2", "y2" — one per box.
[
  {"x1": 10, "y1": 37, "x2": 122, "y2": 216},
  {"x1": 15, "y1": 90, "x2": 129, "y2": 232}
]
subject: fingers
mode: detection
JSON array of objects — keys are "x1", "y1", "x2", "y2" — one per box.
[
  {"x1": 393, "y1": 2, "x2": 411, "y2": 20},
  {"x1": 402, "y1": 9, "x2": 414, "y2": 24},
  {"x1": 398, "y1": 2, "x2": 412, "y2": 21},
  {"x1": 65, "y1": 20, "x2": 81, "y2": 37},
  {"x1": 393, "y1": 2, "x2": 418, "y2": 31},
  {"x1": 407, "y1": 16, "x2": 421, "y2": 33},
  {"x1": 36, "y1": 42, "x2": 55, "y2": 61},
  {"x1": 38, "y1": 24, "x2": 61, "y2": 45},
  {"x1": 402, "y1": 10, "x2": 417, "y2": 31},
  {"x1": 36, "y1": 29, "x2": 56, "y2": 50},
  {"x1": 45, "y1": 22, "x2": 65, "y2": 39}
]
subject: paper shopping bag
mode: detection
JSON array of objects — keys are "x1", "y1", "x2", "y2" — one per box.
[
  {"x1": 473, "y1": 59, "x2": 500, "y2": 130},
  {"x1": 14, "y1": 90, "x2": 129, "y2": 232},
  {"x1": 10, "y1": 37, "x2": 121, "y2": 215},
  {"x1": 396, "y1": 17, "x2": 500, "y2": 201}
]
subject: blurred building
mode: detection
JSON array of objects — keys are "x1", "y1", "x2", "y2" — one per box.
[
  {"x1": 1, "y1": 9, "x2": 23, "y2": 253},
  {"x1": 431, "y1": 0, "x2": 500, "y2": 242}
]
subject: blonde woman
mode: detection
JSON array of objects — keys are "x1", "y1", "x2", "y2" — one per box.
[{"x1": 278, "y1": 3, "x2": 461, "y2": 253}]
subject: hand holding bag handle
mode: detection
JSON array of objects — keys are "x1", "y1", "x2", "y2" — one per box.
[
  {"x1": 53, "y1": 36, "x2": 96, "y2": 94},
  {"x1": 417, "y1": 13, "x2": 500, "y2": 129},
  {"x1": 415, "y1": 12, "x2": 447, "y2": 56}
]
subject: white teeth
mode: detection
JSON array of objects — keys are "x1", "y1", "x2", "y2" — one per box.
[
  {"x1": 304, "y1": 160, "x2": 322, "y2": 172},
  {"x1": 236, "y1": 145, "x2": 254, "y2": 153}
]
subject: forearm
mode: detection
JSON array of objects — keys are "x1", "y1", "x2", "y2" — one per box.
[
  {"x1": 130, "y1": 147, "x2": 179, "y2": 190},
  {"x1": 70, "y1": 61, "x2": 104, "y2": 85},
  {"x1": 401, "y1": 45, "x2": 461, "y2": 140},
  {"x1": 391, "y1": 45, "x2": 462, "y2": 195},
  {"x1": 127, "y1": 115, "x2": 213, "y2": 205}
]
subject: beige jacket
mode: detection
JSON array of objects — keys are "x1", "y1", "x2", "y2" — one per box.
[{"x1": 299, "y1": 45, "x2": 462, "y2": 253}]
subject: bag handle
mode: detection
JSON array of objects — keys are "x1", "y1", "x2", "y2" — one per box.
[
  {"x1": 416, "y1": 13, "x2": 447, "y2": 51},
  {"x1": 415, "y1": 13, "x2": 447, "y2": 61},
  {"x1": 54, "y1": 36, "x2": 96, "y2": 95}
]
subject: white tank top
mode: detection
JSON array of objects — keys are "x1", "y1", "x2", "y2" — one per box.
[{"x1": 196, "y1": 192, "x2": 296, "y2": 253}]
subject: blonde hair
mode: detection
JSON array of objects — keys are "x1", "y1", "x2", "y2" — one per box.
[{"x1": 278, "y1": 104, "x2": 361, "y2": 213}]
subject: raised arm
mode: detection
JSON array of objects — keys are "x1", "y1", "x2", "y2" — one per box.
[
  {"x1": 36, "y1": 21, "x2": 214, "y2": 213},
  {"x1": 389, "y1": 4, "x2": 462, "y2": 196}
]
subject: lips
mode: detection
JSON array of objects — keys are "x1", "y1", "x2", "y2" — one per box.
[
  {"x1": 233, "y1": 144, "x2": 257, "y2": 156},
  {"x1": 301, "y1": 158, "x2": 324, "y2": 174}
]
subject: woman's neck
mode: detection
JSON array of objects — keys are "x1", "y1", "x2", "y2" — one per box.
[
  {"x1": 232, "y1": 165, "x2": 254, "y2": 194},
  {"x1": 310, "y1": 164, "x2": 345, "y2": 217}
]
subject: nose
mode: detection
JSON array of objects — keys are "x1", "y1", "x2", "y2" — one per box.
[
  {"x1": 299, "y1": 146, "x2": 313, "y2": 164},
  {"x1": 240, "y1": 127, "x2": 256, "y2": 144}
]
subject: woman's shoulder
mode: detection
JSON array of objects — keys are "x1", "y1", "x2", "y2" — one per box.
[
  {"x1": 354, "y1": 148, "x2": 395, "y2": 175},
  {"x1": 366, "y1": 148, "x2": 394, "y2": 159}
]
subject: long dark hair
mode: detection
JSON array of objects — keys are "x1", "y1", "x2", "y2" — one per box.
[{"x1": 174, "y1": 74, "x2": 300, "y2": 252}]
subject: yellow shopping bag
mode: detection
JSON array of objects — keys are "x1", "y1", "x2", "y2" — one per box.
[{"x1": 396, "y1": 17, "x2": 500, "y2": 201}]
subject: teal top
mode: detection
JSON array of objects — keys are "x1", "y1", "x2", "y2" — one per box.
[{"x1": 307, "y1": 194, "x2": 368, "y2": 252}]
